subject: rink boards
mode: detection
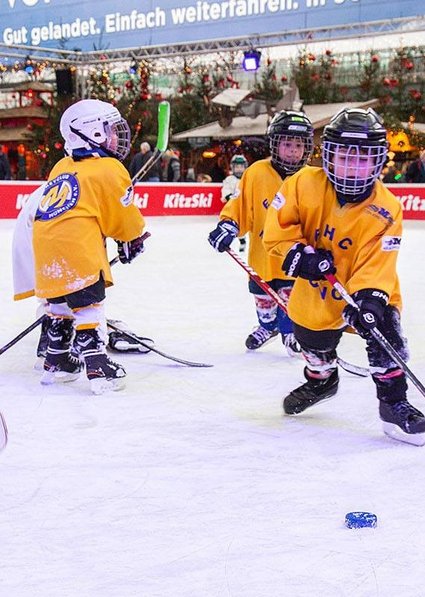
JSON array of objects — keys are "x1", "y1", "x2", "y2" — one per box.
[{"x1": 0, "y1": 181, "x2": 424, "y2": 219}]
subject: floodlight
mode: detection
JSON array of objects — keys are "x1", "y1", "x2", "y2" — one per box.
[
  {"x1": 242, "y1": 50, "x2": 261, "y2": 72},
  {"x1": 128, "y1": 60, "x2": 138, "y2": 75}
]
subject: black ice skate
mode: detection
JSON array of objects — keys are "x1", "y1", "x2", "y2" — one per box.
[
  {"x1": 283, "y1": 368, "x2": 339, "y2": 415},
  {"x1": 75, "y1": 328, "x2": 126, "y2": 394},
  {"x1": 106, "y1": 319, "x2": 154, "y2": 354},
  {"x1": 282, "y1": 333, "x2": 302, "y2": 358},
  {"x1": 245, "y1": 326, "x2": 279, "y2": 350},
  {"x1": 41, "y1": 318, "x2": 83, "y2": 385},
  {"x1": 380, "y1": 400, "x2": 425, "y2": 446}
]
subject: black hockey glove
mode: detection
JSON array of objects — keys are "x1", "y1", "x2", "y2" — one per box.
[
  {"x1": 208, "y1": 220, "x2": 239, "y2": 253},
  {"x1": 282, "y1": 243, "x2": 335, "y2": 280},
  {"x1": 117, "y1": 236, "x2": 145, "y2": 264},
  {"x1": 342, "y1": 289, "x2": 388, "y2": 339}
]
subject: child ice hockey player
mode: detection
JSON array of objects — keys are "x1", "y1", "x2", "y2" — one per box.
[
  {"x1": 221, "y1": 155, "x2": 249, "y2": 252},
  {"x1": 209, "y1": 110, "x2": 314, "y2": 356},
  {"x1": 31, "y1": 99, "x2": 146, "y2": 394},
  {"x1": 263, "y1": 107, "x2": 425, "y2": 446}
]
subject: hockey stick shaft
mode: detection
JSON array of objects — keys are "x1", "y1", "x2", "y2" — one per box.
[
  {"x1": 325, "y1": 271, "x2": 425, "y2": 397},
  {"x1": 0, "y1": 315, "x2": 45, "y2": 356},
  {"x1": 225, "y1": 247, "x2": 369, "y2": 377},
  {"x1": 106, "y1": 321, "x2": 213, "y2": 368},
  {"x1": 131, "y1": 101, "x2": 170, "y2": 183}
]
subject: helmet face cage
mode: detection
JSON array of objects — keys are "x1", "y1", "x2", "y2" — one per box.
[
  {"x1": 322, "y1": 142, "x2": 387, "y2": 196},
  {"x1": 101, "y1": 118, "x2": 131, "y2": 161},
  {"x1": 230, "y1": 155, "x2": 248, "y2": 178},
  {"x1": 322, "y1": 108, "x2": 388, "y2": 199},
  {"x1": 60, "y1": 100, "x2": 131, "y2": 161},
  {"x1": 269, "y1": 133, "x2": 314, "y2": 175},
  {"x1": 267, "y1": 111, "x2": 314, "y2": 176}
]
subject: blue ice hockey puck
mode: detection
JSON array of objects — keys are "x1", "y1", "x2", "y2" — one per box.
[{"x1": 345, "y1": 512, "x2": 377, "y2": 529}]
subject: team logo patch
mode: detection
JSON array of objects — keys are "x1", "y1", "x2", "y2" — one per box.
[
  {"x1": 382, "y1": 236, "x2": 401, "y2": 251},
  {"x1": 271, "y1": 192, "x2": 285, "y2": 210},
  {"x1": 35, "y1": 173, "x2": 80, "y2": 221},
  {"x1": 120, "y1": 186, "x2": 134, "y2": 207}
]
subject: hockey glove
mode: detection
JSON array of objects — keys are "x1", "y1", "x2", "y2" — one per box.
[
  {"x1": 117, "y1": 235, "x2": 145, "y2": 264},
  {"x1": 208, "y1": 220, "x2": 239, "y2": 253},
  {"x1": 282, "y1": 243, "x2": 335, "y2": 280},
  {"x1": 342, "y1": 289, "x2": 388, "y2": 339}
]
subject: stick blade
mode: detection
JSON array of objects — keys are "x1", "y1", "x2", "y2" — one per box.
[{"x1": 156, "y1": 101, "x2": 170, "y2": 153}]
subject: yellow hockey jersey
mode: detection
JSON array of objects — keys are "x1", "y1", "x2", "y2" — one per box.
[
  {"x1": 263, "y1": 166, "x2": 402, "y2": 331},
  {"x1": 33, "y1": 155, "x2": 144, "y2": 299},
  {"x1": 219, "y1": 158, "x2": 293, "y2": 281}
]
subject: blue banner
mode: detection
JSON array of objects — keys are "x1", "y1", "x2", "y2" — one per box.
[{"x1": 0, "y1": 0, "x2": 420, "y2": 52}]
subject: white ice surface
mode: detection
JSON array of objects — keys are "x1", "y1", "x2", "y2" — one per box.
[{"x1": 1, "y1": 216, "x2": 425, "y2": 597}]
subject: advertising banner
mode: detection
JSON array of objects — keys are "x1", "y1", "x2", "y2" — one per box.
[
  {"x1": 0, "y1": 181, "x2": 224, "y2": 218},
  {"x1": 0, "y1": 0, "x2": 419, "y2": 53},
  {"x1": 1, "y1": 181, "x2": 425, "y2": 220}
]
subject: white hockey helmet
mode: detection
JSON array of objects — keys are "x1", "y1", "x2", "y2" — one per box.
[
  {"x1": 230, "y1": 154, "x2": 248, "y2": 178},
  {"x1": 60, "y1": 99, "x2": 131, "y2": 161}
]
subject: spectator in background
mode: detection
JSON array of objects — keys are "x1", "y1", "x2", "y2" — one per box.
[
  {"x1": 382, "y1": 165, "x2": 399, "y2": 183},
  {"x1": 129, "y1": 141, "x2": 161, "y2": 182},
  {"x1": 185, "y1": 167, "x2": 196, "y2": 182},
  {"x1": 405, "y1": 149, "x2": 425, "y2": 183},
  {"x1": 0, "y1": 147, "x2": 11, "y2": 180},
  {"x1": 210, "y1": 157, "x2": 226, "y2": 182},
  {"x1": 197, "y1": 173, "x2": 212, "y2": 183},
  {"x1": 165, "y1": 149, "x2": 181, "y2": 182}
]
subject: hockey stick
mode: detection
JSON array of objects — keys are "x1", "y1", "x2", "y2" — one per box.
[
  {"x1": 324, "y1": 271, "x2": 425, "y2": 398},
  {"x1": 106, "y1": 321, "x2": 213, "y2": 368},
  {"x1": 131, "y1": 100, "x2": 170, "y2": 182},
  {"x1": 0, "y1": 315, "x2": 44, "y2": 356},
  {"x1": 225, "y1": 247, "x2": 370, "y2": 377}
]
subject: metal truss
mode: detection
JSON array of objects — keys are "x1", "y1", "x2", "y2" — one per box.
[{"x1": 0, "y1": 15, "x2": 424, "y2": 66}]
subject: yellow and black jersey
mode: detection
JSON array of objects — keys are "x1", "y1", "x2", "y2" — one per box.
[
  {"x1": 263, "y1": 166, "x2": 402, "y2": 330},
  {"x1": 33, "y1": 155, "x2": 144, "y2": 299},
  {"x1": 220, "y1": 158, "x2": 296, "y2": 282}
]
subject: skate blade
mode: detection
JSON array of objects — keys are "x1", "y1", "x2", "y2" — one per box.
[
  {"x1": 382, "y1": 421, "x2": 425, "y2": 446},
  {"x1": 90, "y1": 377, "x2": 126, "y2": 395},
  {"x1": 0, "y1": 412, "x2": 8, "y2": 452},
  {"x1": 33, "y1": 356, "x2": 45, "y2": 371},
  {"x1": 40, "y1": 370, "x2": 80, "y2": 385},
  {"x1": 40, "y1": 370, "x2": 56, "y2": 385},
  {"x1": 54, "y1": 371, "x2": 81, "y2": 383}
]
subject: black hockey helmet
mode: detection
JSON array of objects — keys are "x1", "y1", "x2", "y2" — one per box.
[
  {"x1": 322, "y1": 107, "x2": 388, "y2": 201},
  {"x1": 267, "y1": 110, "x2": 314, "y2": 176}
]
